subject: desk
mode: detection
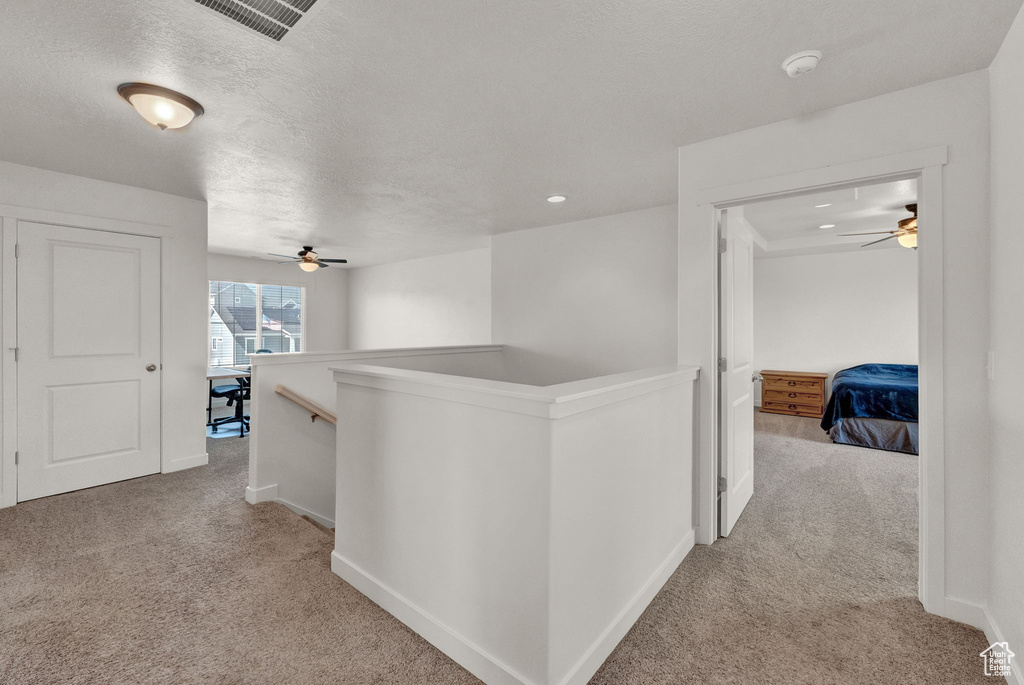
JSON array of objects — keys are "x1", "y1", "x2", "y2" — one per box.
[{"x1": 207, "y1": 367, "x2": 251, "y2": 426}]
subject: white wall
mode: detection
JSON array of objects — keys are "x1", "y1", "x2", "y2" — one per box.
[
  {"x1": 0, "y1": 160, "x2": 209, "y2": 505},
  {"x1": 207, "y1": 253, "x2": 348, "y2": 352},
  {"x1": 330, "y1": 363, "x2": 698, "y2": 685},
  {"x1": 246, "y1": 345, "x2": 505, "y2": 527},
  {"x1": 346, "y1": 248, "x2": 491, "y2": 349},
  {"x1": 753, "y1": 249, "x2": 918, "y2": 400},
  {"x1": 492, "y1": 205, "x2": 678, "y2": 386},
  {"x1": 987, "y1": 3, "x2": 1024, "y2": 671},
  {"x1": 679, "y1": 72, "x2": 991, "y2": 616}
]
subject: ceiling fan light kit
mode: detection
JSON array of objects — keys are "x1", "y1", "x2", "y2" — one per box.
[
  {"x1": 268, "y1": 246, "x2": 347, "y2": 271},
  {"x1": 838, "y1": 204, "x2": 918, "y2": 249}
]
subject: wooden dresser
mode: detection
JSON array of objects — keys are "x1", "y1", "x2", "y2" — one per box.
[{"x1": 760, "y1": 370, "x2": 828, "y2": 418}]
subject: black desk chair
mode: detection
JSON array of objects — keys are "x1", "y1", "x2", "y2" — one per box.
[
  {"x1": 210, "y1": 379, "x2": 248, "y2": 435},
  {"x1": 208, "y1": 350, "x2": 270, "y2": 436}
]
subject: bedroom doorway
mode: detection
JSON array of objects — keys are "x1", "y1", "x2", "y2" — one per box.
[{"x1": 704, "y1": 146, "x2": 947, "y2": 617}]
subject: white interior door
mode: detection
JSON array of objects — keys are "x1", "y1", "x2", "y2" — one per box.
[
  {"x1": 718, "y1": 209, "x2": 755, "y2": 536},
  {"x1": 17, "y1": 222, "x2": 161, "y2": 501}
]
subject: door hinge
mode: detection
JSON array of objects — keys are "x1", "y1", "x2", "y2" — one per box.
[
  {"x1": 718, "y1": 357, "x2": 727, "y2": 372},
  {"x1": 14, "y1": 451, "x2": 18, "y2": 465},
  {"x1": 718, "y1": 476, "x2": 727, "y2": 492},
  {"x1": 14, "y1": 243, "x2": 19, "y2": 258},
  {"x1": 718, "y1": 238, "x2": 728, "y2": 253},
  {"x1": 9, "y1": 347, "x2": 18, "y2": 362}
]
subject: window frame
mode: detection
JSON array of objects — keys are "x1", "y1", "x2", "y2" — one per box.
[{"x1": 208, "y1": 280, "x2": 306, "y2": 367}]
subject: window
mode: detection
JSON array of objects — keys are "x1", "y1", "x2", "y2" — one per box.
[{"x1": 209, "y1": 281, "x2": 304, "y2": 366}]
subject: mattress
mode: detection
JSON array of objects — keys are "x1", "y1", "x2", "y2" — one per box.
[{"x1": 828, "y1": 417, "x2": 919, "y2": 455}]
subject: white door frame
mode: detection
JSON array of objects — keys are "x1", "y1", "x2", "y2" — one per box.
[
  {"x1": 0, "y1": 206, "x2": 169, "y2": 509},
  {"x1": 695, "y1": 146, "x2": 948, "y2": 616}
]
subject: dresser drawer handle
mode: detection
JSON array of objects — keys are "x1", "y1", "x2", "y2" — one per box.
[
  {"x1": 788, "y1": 392, "x2": 797, "y2": 398},
  {"x1": 788, "y1": 404, "x2": 797, "y2": 410},
  {"x1": 788, "y1": 381, "x2": 797, "y2": 386}
]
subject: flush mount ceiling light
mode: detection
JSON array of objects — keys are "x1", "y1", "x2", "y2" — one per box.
[
  {"x1": 546, "y1": 195, "x2": 567, "y2": 203},
  {"x1": 118, "y1": 83, "x2": 204, "y2": 130},
  {"x1": 782, "y1": 50, "x2": 822, "y2": 78},
  {"x1": 819, "y1": 224, "x2": 836, "y2": 229},
  {"x1": 815, "y1": 203, "x2": 832, "y2": 208}
]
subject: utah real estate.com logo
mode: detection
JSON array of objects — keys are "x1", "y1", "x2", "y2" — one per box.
[{"x1": 980, "y1": 641, "x2": 1015, "y2": 678}]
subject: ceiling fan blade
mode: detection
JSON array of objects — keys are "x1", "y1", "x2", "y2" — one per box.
[
  {"x1": 861, "y1": 235, "x2": 898, "y2": 247},
  {"x1": 268, "y1": 253, "x2": 298, "y2": 259},
  {"x1": 276, "y1": 261, "x2": 299, "y2": 264},
  {"x1": 318, "y1": 259, "x2": 348, "y2": 263},
  {"x1": 316, "y1": 262, "x2": 329, "y2": 267},
  {"x1": 838, "y1": 230, "x2": 897, "y2": 236}
]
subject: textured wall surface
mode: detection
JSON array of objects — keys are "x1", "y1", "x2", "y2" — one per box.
[
  {"x1": 987, "y1": 1, "x2": 1024, "y2": 668},
  {"x1": 347, "y1": 249, "x2": 491, "y2": 349},
  {"x1": 753, "y1": 249, "x2": 919, "y2": 400},
  {"x1": 492, "y1": 205, "x2": 678, "y2": 386},
  {"x1": 0, "y1": 1, "x2": 1020, "y2": 265}
]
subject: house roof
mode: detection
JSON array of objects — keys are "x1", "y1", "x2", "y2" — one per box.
[{"x1": 224, "y1": 306, "x2": 301, "y2": 332}]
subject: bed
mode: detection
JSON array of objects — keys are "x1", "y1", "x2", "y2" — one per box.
[{"x1": 820, "y1": 364, "x2": 919, "y2": 454}]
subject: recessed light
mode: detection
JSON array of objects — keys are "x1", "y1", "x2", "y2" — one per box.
[
  {"x1": 819, "y1": 224, "x2": 836, "y2": 229},
  {"x1": 815, "y1": 203, "x2": 832, "y2": 208},
  {"x1": 546, "y1": 195, "x2": 567, "y2": 203},
  {"x1": 118, "y1": 82, "x2": 204, "y2": 130}
]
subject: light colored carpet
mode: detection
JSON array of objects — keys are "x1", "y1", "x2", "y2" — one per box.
[{"x1": 0, "y1": 413, "x2": 990, "y2": 684}]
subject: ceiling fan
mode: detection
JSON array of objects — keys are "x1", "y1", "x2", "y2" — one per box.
[
  {"x1": 838, "y1": 204, "x2": 918, "y2": 249},
  {"x1": 268, "y1": 246, "x2": 348, "y2": 272}
]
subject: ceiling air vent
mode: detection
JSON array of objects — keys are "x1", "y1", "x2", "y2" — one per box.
[{"x1": 192, "y1": 0, "x2": 321, "y2": 42}]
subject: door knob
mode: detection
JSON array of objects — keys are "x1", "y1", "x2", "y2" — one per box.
[
  {"x1": 146, "y1": 364, "x2": 157, "y2": 372},
  {"x1": 752, "y1": 373, "x2": 763, "y2": 383}
]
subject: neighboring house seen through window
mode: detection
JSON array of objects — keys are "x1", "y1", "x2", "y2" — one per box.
[{"x1": 209, "y1": 281, "x2": 304, "y2": 366}]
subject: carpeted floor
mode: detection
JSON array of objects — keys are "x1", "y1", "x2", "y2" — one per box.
[{"x1": 0, "y1": 412, "x2": 990, "y2": 684}]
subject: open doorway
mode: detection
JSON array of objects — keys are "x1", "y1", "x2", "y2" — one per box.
[
  {"x1": 716, "y1": 167, "x2": 937, "y2": 606},
  {"x1": 717, "y1": 178, "x2": 921, "y2": 597}
]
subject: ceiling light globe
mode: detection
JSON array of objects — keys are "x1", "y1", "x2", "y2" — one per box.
[
  {"x1": 897, "y1": 233, "x2": 918, "y2": 249},
  {"x1": 118, "y1": 83, "x2": 204, "y2": 130},
  {"x1": 299, "y1": 261, "x2": 320, "y2": 272}
]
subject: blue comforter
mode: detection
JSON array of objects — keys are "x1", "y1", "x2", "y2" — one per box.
[{"x1": 820, "y1": 364, "x2": 919, "y2": 431}]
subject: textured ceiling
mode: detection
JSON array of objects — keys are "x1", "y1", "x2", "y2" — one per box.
[{"x1": 0, "y1": 1, "x2": 1019, "y2": 265}]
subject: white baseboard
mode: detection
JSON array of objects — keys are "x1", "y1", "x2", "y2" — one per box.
[
  {"x1": 244, "y1": 483, "x2": 279, "y2": 504},
  {"x1": 937, "y1": 596, "x2": 987, "y2": 632},
  {"x1": 276, "y1": 497, "x2": 335, "y2": 529},
  {"x1": 981, "y1": 606, "x2": 1023, "y2": 685},
  {"x1": 557, "y1": 529, "x2": 696, "y2": 685},
  {"x1": 331, "y1": 528, "x2": 697, "y2": 685},
  {"x1": 331, "y1": 551, "x2": 534, "y2": 685},
  {"x1": 163, "y1": 452, "x2": 208, "y2": 473}
]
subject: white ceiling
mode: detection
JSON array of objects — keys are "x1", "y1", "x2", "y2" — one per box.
[
  {"x1": 0, "y1": 1, "x2": 1019, "y2": 266},
  {"x1": 742, "y1": 179, "x2": 919, "y2": 258}
]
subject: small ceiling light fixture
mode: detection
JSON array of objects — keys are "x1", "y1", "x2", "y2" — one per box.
[
  {"x1": 896, "y1": 212, "x2": 919, "y2": 248},
  {"x1": 299, "y1": 261, "x2": 320, "y2": 272},
  {"x1": 118, "y1": 82, "x2": 204, "y2": 130},
  {"x1": 546, "y1": 195, "x2": 567, "y2": 203},
  {"x1": 819, "y1": 224, "x2": 836, "y2": 229},
  {"x1": 815, "y1": 203, "x2": 832, "y2": 208},
  {"x1": 782, "y1": 50, "x2": 822, "y2": 78}
]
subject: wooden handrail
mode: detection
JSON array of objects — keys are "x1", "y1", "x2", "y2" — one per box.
[{"x1": 274, "y1": 385, "x2": 337, "y2": 425}]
